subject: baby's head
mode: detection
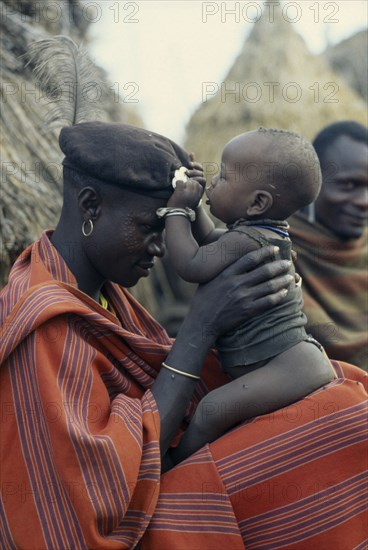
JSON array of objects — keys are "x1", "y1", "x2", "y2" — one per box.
[{"x1": 206, "y1": 128, "x2": 322, "y2": 224}]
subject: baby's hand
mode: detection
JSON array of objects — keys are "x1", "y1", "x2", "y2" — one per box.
[
  {"x1": 187, "y1": 156, "x2": 206, "y2": 190},
  {"x1": 167, "y1": 179, "x2": 204, "y2": 209}
]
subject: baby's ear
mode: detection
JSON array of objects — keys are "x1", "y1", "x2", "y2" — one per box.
[{"x1": 246, "y1": 190, "x2": 273, "y2": 216}]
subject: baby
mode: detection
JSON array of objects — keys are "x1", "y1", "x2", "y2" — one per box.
[{"x1": 157, "y1": 128, "x2": 336, "y2": 465}]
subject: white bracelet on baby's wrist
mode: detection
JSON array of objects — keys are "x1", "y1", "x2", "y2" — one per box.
[{"x1": 156, "y1": 207, "x2": 196, "y2": 222}]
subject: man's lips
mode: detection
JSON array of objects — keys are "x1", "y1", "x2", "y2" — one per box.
[
  {"x1": 136, "y1": 260, "x2": 155, "y2": 270},
  {"x1": 343, "y1": 212, "x2": 368, "y2": 226}
]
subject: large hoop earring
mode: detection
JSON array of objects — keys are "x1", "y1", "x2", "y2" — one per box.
[{"x1": 82, "y1": 219, "x2": 94, "y2": 237}]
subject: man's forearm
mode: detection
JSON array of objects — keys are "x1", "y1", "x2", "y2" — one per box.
[{"x1": 151, "y1": 311, "x2": 215, "y2": 456}]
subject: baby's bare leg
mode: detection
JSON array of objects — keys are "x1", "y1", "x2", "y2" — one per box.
[
  {"x1": 259, "y1": 340, "x2": 335, "y2": 404},
  {"x1": 168, "y1": 342, "x2": 334, "y2": 467},
  {"x1": 225, "y1": 341, "x2": 335, "y2": 418}
]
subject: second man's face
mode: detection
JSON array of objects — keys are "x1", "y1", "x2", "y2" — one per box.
[{"x1": 314, "y1": 136, "x2": 368, "y2": 240}]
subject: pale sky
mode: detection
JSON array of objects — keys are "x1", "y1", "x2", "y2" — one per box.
[{"x1": 87, "y1": 0, "x2": 367, "y2": 143}]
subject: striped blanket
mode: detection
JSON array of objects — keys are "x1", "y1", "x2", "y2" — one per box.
[
  {"x1": 1, "y1": 231, "x2": 367, "y2": 549},
  {"x1": 289, "y1": 213, "x2": 368, "y2": 371},
  {"x1": 143, "y1": 360, "x2": 367, "y2": 549}
]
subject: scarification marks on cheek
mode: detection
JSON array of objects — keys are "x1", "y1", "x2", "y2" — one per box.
[{"x1": 118, "y1": 218, "x2": 141, "y2": 253}]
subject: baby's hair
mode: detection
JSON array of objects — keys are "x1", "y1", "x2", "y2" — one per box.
[{"x1": 255, "y1": 127, "x2": 322, "y2": 219}]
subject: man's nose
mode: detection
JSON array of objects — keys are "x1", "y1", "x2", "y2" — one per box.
[
  {"x1": 353, "y1": 187, "x2": 368, "y2": 209},
  {"x1": 147, "y1": 235, "x2": 165, "y2": 257}
]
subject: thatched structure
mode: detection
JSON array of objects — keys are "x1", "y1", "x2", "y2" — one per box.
[
  {"x1": 0, "y1": 0, "x2": 190, "y2": 331},
  {"x1": 0, "y1": 0, "x2": 141, "y2": 285},
  {"x1": 324, "y1": 29, "x2": 368, "y2": 101},
  {"x1": 2, "y1": 1, "x2": 365, "y2": 333},
  {"x1": 185, "y1": 3, "x2": 367, "y2": 168}
]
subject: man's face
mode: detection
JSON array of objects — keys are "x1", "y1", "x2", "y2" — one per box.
[
  {"x1": 83, "y1": 190, "x2": 167, "y2": 288},
  {"x1": 314, "y1": 136, "x2": 368, "y2": 240}
]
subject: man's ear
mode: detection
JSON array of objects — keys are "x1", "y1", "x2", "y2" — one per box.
[
  {"x1": 246, "y1": 190, "x2": 274, "y2": 216},
  {"x1": 78, "y1": 186, "x2": 102, "y2": 220}
]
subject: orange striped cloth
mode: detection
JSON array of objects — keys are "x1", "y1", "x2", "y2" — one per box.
[
  {"x1": 142, "y1": 361, "x2": 368, "y2": 549},
  {"x1": 0, "y1": 231, "x2": 225, "y2": 548},
  {"x1": 1, "y1": 231, "x2": 367, "y2": 549},
  {"x1": 289, "y1": 213, "x2": 368, "y2": 371}
]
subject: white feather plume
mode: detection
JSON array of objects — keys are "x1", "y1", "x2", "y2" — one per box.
[{"x1": 25, "y1": 35, "x2": 105, "y2": 128}]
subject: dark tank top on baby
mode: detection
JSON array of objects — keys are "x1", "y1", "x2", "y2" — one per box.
[{"x1": 216, "y1": 220, "x2": 308, "y2": 368}]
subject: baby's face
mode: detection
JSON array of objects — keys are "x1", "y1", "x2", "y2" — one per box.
[{"x1": 205, "y1": 132, "x2": 261, "y2": 224}]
